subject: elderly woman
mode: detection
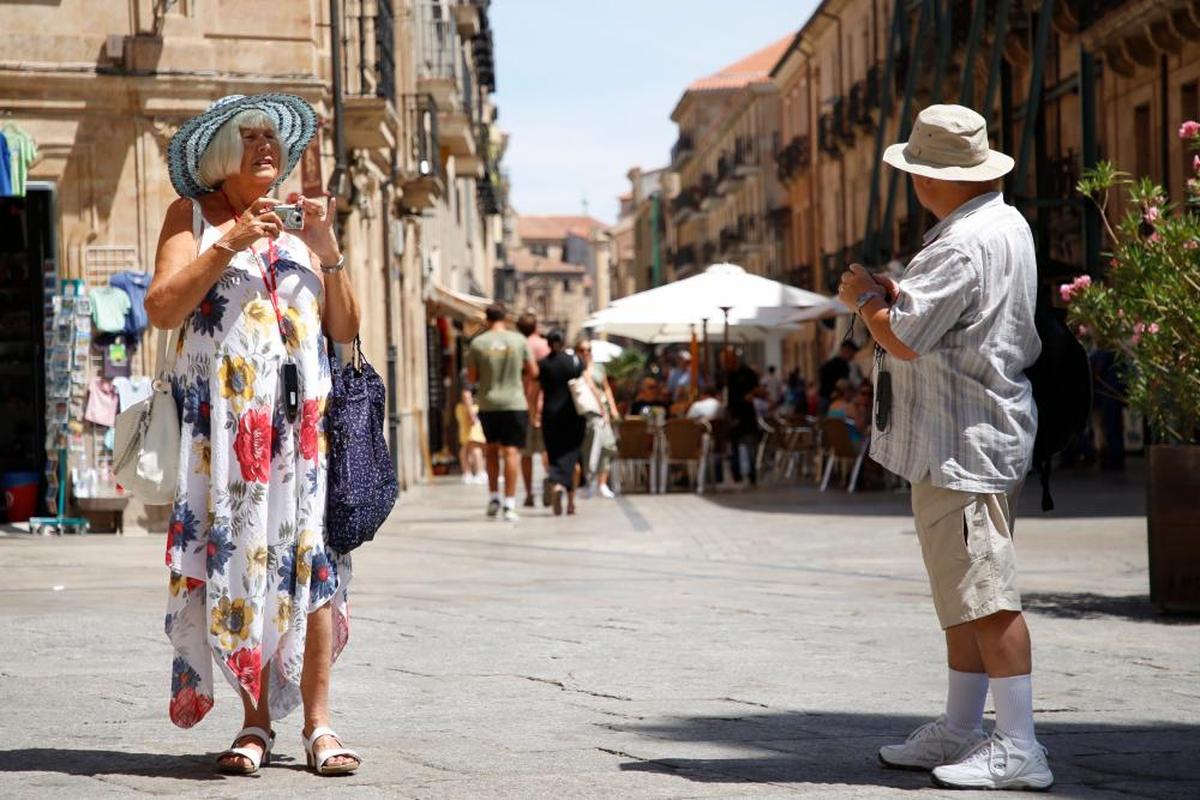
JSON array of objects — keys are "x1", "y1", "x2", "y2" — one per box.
[{"x1": 146, "y1": 94, "x2": 361, "y2": 776}]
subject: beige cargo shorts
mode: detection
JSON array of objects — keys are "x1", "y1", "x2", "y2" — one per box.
[{"x1": 911, "y1": 480, "x2": 1022, "y2": 629}]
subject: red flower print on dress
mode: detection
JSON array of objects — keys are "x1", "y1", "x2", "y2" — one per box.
[
  {"x1": 299, "y1": 399, "x2": 320, "y2": 460},
  {"x1": 234, "y1": 407, "x2": 273, "y2": 483},
  {"x1": 226, "y1": 646, "x2": 263, "y2": 701},
  {"x1": 169, "y1": 686, "x2": 214, "y2": 729}
]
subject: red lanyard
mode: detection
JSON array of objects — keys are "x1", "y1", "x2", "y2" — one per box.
[{"x1": 222, "y1": 192, "x2": 288, "y2": 344}]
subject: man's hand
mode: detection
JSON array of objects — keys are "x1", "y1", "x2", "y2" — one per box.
[
  {"x1": 837, "y1": 264, "x2": 883, "y2": 309},
  {"x1": 873, "y1": 272, "x2": 900, "y2": 303}
]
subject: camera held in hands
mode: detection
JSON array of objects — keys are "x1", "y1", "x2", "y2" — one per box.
[{"x1": 272, "y1": 203, "x2": 305, "y2": 230}]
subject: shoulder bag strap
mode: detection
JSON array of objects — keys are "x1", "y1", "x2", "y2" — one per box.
[{"x1": 151, "y1": 200, "x2": 205, "y2": 382}]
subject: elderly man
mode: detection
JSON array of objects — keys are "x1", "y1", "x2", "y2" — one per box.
[{"x1": 837, "y1": 105, "x2": 1051, "y2": 791}]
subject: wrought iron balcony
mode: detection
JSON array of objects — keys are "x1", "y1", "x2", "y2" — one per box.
[
  {"x1": 670, "y1": 187, "x2": 702, "y2": 222},
  {"x1": 818, "y1": 113, "x2": 840, "y2": 156},
  {"x1": 398, "y1": 93, "x2": 443, "y2": 214},
  {"x1": 344, "y1": 0, "x2": 395, "y2": 100},
  {"x1": 341, "y1": 0, "x2": 399, "y2": 150},
  {"x1": 671, "y1": 132, "x2": 695, "y2": 165}
]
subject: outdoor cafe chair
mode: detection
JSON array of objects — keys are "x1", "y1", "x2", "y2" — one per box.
[
  {"x1": 659, "y1": 418, "x2": 711, "y2": 494},
  {"x1": 819, "y1": 417, "x2": 867, "y2": 493},
  {"x1": 615, "y1": 417, "x2": 658, "y2": 494}
]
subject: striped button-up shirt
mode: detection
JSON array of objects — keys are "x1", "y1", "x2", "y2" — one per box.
[{"x1": 870, "y1": 192, "x2": 1041, "y2": 494}]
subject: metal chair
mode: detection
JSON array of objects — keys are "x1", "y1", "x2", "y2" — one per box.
[
  {"x1": 615, "y1": 418, "x2": 658, "y2": 494},
  {"x1": 819, "y1": 417, "x2": 867, "y2": 492},
  {"x1": 659, "y1": 418, "x2": 710, "y2": 493}
]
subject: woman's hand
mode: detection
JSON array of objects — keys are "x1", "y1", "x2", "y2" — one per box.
[
  {"x1": 219, "y1": 198, "x2": 283, "y2": 251},
  {"x1": 293, "y1": 195, "x2": 340, "y2": 267}
]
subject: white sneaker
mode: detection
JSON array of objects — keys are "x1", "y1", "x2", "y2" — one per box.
[
  {"x1": 878, "y1": 716, "x2": 987, "y2": 771},
  {"x1": 932, "y1": 730, "x2": 1053, "y2": 791},
  {"x1": 598, "y1": 484, "x2": 616, "y2": 499},
  {"x1": 502, "y1": 507, "x2": 520, "y2": 523}
]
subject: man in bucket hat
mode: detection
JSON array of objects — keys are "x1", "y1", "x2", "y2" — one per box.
[{"x1": 836, "y1": 105, "x2": 1051, "y2": 791}]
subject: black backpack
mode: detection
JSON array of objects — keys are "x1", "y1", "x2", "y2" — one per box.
[{"x1": 1025, "y1": 299, "x2": 1092, "y2": 511}]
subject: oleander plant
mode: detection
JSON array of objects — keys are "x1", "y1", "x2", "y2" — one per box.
[{"x1": 1069, "y1": 123, "x2": 1200, "y2": 445}]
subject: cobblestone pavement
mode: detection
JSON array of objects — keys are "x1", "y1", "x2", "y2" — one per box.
[{"x1": 1, "y1": 463, "x2": 1197, "y2": 799}]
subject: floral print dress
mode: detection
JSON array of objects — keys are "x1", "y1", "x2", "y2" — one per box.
[{"x1": 164, "y1": 201, "x2": 351, "y2": 728}]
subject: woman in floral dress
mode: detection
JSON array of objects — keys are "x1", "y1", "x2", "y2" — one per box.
[{"x1": 147, "y1": 95, "x2": 362, "y2": 775}]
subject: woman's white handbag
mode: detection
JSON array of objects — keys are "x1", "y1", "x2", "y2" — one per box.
[
  {"x1": 113, "y1": 327, "x2": 180, "y2": 505},
  {"x1": 568, "y1": 365, "x2": 603, "y2": 418}
]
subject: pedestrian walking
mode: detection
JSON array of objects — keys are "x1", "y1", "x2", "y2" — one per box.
[
  {"x1": 147, "y1": 94, "x2": 362, "y2": 775},
  {"x1": 467, "y1": 304, "x2": 538, "y2": 522},
  {"x1": 722, "y1": 347, "x2": 762, "y2": 485},
  {"x1": 516, "y1": 312, "x2": 551, "y2": 506},
  {"x1": 837, "y1": 104, "x2": 1050, "y2": 790},
  {"x1": 455, "y1": 385, "x2": 487, "y2": 484},
  {"x1": 577, "y1": 339, "x2": 619, "y2": 499},
  {"x1": 534, "y1": 331, "x2": 586, "y2": 516}
]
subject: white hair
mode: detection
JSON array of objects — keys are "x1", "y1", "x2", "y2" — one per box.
[{"x1": 197, "y1": 109, "x2": 286, "y2": 189}]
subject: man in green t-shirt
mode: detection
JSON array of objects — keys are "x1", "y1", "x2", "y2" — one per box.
[{"x1": 466, "y1": 303, "x2": 539, "y2": 521}]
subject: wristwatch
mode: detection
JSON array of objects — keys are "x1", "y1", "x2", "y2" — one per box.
[
  {"x1": 319, "y1": 253, "x2": 346, "y2": 274},
  {"x1": 856, "y1": 291, "x2": 883, "y2": 312}
]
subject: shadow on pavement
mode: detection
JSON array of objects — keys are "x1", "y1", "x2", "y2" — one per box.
[
  {"x1": 615, "y1": 710, "x2": 1200, "y2": 799},
  {"x1": 698, "y1": 460, "x2": 1147, "y2": 520},
  {"x1": 0, "y1": 749, "x2": 285, "y2": 781},
  {"x1": 1023, "y1": 592, "x2": 1200, "y2": 625}
]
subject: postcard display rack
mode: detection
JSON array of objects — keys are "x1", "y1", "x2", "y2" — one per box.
[{"x1": 29, "y1": 278, "x2": 90, "y2": 534}]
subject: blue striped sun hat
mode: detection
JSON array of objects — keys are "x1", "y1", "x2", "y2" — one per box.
[{"x1": 167, "y1": 93, "x2": 318, "y2": 199}]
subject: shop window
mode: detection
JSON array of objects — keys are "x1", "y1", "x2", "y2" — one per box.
[
  {"x1": 1135, "y1": 103, "x2": 1152, "y2": 180},
  {"x1": 1182, "y1": 82, "x2": 1198, "y2": 186}
]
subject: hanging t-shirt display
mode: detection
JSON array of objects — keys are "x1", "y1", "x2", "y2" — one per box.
[
  {"x1": 109, "y1": 271, "x2": 152, "y2": 339},
  {"x1": 103, "y1": 338, "x2": 131, "y2": 378},
  {"x1": 84, "y1": 376, "x2": 118, "y2": 427},
  {"x1": 1, "y1": 125, "x2": 38, "y2": 198},
  {"x1": 0, "y1": 134, "x2": 12, "y2": 196},
  {"x1": 89, "y1": 286, "x2": 131, "y2": 333}
]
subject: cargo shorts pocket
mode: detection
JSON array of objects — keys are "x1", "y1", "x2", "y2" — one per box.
[{"x1": 962, "y1": 501, "x2": 993, "y2": 563}]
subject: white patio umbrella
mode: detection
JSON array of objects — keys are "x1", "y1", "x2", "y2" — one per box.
[
  {"x1": 588, "y1": 339, "x2": 623, "y2": 363},
  {"x1": 586, "y1": 263, "x2": 834, "y2": 343}
]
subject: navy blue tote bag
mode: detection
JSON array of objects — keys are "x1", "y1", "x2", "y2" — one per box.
[{"x1": 325, "y1": 337, "x2": 398, "y2": 553}]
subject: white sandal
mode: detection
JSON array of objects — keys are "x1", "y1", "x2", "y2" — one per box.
[
  {"x1": 303, "y1": 726, "x2": 362, "y2": 775},
  {"x1": 216, "y1": 725, "x2": 274, "y2": 775}
]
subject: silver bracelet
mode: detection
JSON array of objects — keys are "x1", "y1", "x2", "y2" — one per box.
[{"x1": 319, "y1": 253, "x2": 345, "y2": 274}]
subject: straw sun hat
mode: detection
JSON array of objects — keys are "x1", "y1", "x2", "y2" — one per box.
[
  {"x1": 167, "y1": 93, "x2": 317, "y2": 199},
  {"x1": 883, "y1": 104, "x2": 1014, "y2": 182}
]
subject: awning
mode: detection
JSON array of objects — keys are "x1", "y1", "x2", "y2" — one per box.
[{"x1": 427, "y1": 283, "x2": 491, "y2": 323}]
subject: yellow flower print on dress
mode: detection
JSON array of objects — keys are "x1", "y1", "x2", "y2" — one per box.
[
  {"x1": 192, "y1": 439, "x2": 211, "y2": 477},
  {"x1": 218, "y1": 356, "x2": 256, "y2": 411},
  {"x1": 282, "y1": 306, "x2": 308, "y2": 352},
  {"x1": 295, "y1": 533, "x2": 315, "y2": 585},
  {"x1": 275, "y1": 595, "x2": 292, "y2": 634},
  {"x1": 210, "y1": 595, "x2": 255, "y2": 651},
  {"x1": 246, "y1": 545, "x2": 268, "y2": 579},
  {"x1": 243, "y1": 298, "x2": 275, "y2": 336}
]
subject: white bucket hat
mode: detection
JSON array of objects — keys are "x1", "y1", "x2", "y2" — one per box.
[{"x1": 883, "y1": 104, "x2": 1014, "y2": 181}]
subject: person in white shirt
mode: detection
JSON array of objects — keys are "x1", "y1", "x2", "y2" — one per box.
[
  {"x1": 838, "y1": 105, "x2": 1050, "y2": 791},
  {"x1": 686, "y1": 385, "x2": 721, "y2": 421}
]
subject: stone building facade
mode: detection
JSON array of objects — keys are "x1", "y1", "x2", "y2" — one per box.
[
  {"x1": 505, "y1": 215, "x2": 606, "y2": 342},
  {"x1": 0, "y1": 0, "x2": 505, "y2": 502}
]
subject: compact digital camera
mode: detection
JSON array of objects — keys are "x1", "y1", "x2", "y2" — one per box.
[{"x1": 273, "y1": 203, "x2": 305, "y2": 230}]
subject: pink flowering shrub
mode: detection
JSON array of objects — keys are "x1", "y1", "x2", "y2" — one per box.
[{"x1": 1071, "y1": 142, "x2": 1200, "y2": 443}]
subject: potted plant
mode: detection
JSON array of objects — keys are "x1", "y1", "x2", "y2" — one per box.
[{"x1": 1070, "y1": 127, "x2": 1200, "y2": 613}]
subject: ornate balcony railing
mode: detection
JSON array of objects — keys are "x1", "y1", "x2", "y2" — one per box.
[{"x1": 344, "y1": 0, "x2": 395, "y2": 99}]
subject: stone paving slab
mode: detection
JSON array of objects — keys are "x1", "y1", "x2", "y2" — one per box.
[{"x1": 1, "y1": 463, "x2": 1197, "y2": 798}]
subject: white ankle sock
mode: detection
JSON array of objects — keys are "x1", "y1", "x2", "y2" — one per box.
[
  {"x1": 990, "y1": 674, "x2": 1037, "y2": 747},
  {"x1": 502, "y1": 496, "x2": 516, "y2": 510},
  {"x1": 945, "y1": 668, "x2": 989, "y2": 733},
  {"x1": 489, "y1": 492, "x2": 501, "y2": 503}
]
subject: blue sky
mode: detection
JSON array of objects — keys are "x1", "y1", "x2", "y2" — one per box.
[{"x1": 491, "y1": 1, "x2": 820, "y2": 223}]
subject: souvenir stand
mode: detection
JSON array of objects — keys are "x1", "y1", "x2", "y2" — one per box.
[{"x1": 29, "y1": 279, "x2": 90, "y2": 534}]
